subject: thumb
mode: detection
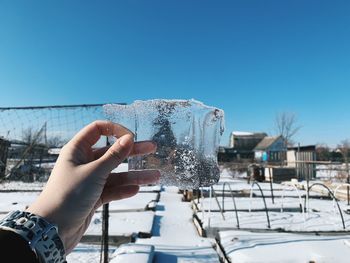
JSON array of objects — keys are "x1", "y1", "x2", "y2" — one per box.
[{"x1": 95, "y1": 133, "x2": 134, "y2": 174}]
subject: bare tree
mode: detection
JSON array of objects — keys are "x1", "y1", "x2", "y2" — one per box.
[
  {"x1": 274, "y1": 112, "x2": 301, "y2": 146},
  {"x1": 338, "y1": 140, "x2": 350, "y2": 178},
  {"x1": 316, "y1": 143, "x2": 331, "y2": 161},
  {"x1": 338, "y1": 140, "x2": 350, "y2": 161},
  {"x1": 22, "y1": 127, "x2": 44, "y2": 145},
  {"x1": 4, "y1": 124, "x2": 47, "y2": 181},
  {"x1": 46, "y1": 136, "x2": 65, "y2": 148}
]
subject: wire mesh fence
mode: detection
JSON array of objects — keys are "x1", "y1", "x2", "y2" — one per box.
[{"x1": 0, "y1": 103, "x2": 123, "y2": 182}]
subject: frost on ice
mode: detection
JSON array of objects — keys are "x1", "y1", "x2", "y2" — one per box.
[{"x1": 103, "y1": 99, "x2": 225, "y2": 189}]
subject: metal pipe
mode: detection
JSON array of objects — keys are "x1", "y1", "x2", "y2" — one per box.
[
  {"x1": 280, "y1": 184, "x2": 306, "y2": 224},
  {"x1": 221, "y1": 182, "x2": 240, "y2": 228},
  {"x1": 305, "y1": 183, "x2": 346, "y2": 230},
  {"x1": 249, "y1": 181, "x2": 271, "y2": 229},
  {"x1": 211, "y1": 186, "x2": 225, "y2": 220}
]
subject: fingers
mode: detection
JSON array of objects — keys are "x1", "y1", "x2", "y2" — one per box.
[
  {"x1": 93, "y1": 141, "x2": 157, "y2": 160},
  {"x1": 100, "y1": 185, "x2": 140, "y2": 205},
  {"x1": 70, "y1": 120, "x2": 133, "y2": 149},
  {"x1": 94, "y1": 133, "x2": 134, "y2": 174},
  {"x1": 93, "y1": 146, "x2": 110, "y2": 160},
  {"x1": 97, "y1": 170, "x2": 160, "y2": 207},
  {"x1": 105, "y1": 170, "x2": 160, "y2": 188}
]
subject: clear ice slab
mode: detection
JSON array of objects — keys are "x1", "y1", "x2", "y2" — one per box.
[{"x1": 103, "y1": 99, "x2": 225, "y2": 189}]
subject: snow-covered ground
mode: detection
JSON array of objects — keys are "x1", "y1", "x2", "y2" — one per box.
[
  {"x1": 0, "y1": 181, "x2": 45, "y2": 191},
  {"x1": 200, "y1": 210, "x2": 350, "y2": 232},
  {"x1": 194, "y1": 196, "x2": 338, "y2": 213},
  {"x1": 95, "y1": 192, "x2": 159, "y2": 212},
  {"x1": 316, "y1": 164, "x2": 344, "y2": 180},
  {"x1": 64, "y1": 186, "x2": 220, "y2": 262},
  {"x1": 109, "y1": 243, "x2": 154, "y2": 263},
  {"x1": 219, "y1": 230, "x2": 350, "y2": 263},
  {"x1": 67, "y1": 243, "x2": 117, "y2": 263},
  {"x1": 86, "y1": 211, "x2": 155, "y2": 237},
  {"x1": 0, "y1": 191, "x2": 39, "y2": 213},
  {"x1": 3, "y1": 163, "x2": 350, "y2": 262},
  {"x1": 136, "y1": 186, "x2": 220, "y2": 263}
]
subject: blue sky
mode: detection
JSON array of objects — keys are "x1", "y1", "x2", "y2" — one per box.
[{"x1": 1, "y1": 1, "x2": 350, "y2": 147}]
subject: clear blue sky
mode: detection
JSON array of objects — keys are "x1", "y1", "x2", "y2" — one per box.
[{"x1": 1, "y1": 1, "x2": 350, "y2": 147}]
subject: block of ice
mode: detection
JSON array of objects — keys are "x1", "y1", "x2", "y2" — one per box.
[{"x1": 103, "y1": 99, "x2": 224, "y2": 189}]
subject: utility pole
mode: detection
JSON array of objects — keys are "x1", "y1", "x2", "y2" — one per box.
[
  {"x1": 102, "y1": 202, "x2": 109, "y2": 263},
  {"x1": 101, "y1": 137, "x2": 110, "y2": 263}
]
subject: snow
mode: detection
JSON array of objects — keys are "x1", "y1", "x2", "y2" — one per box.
[
  {"x1": 136, "y1": 186, "x2": 220, "y2": 262},
  {"x1": 112, "y1": 162, "x2": 128, "y2": 173},
  {"x1": 201, "y1": 210, "x2": 350, "y2": 232},
  {"x1": 0, "y1": 192, "x2": 39, "y2": 214},
  {"x1": 66, "y1": 243, "x2": 116, "y2": 263},
  {"x1": 316, "y1": 164, "x2": 343, "y2": 180},
  {"x1": 68, "y1": 186, "x2": 220, "y2": 262},
  {"x1": 86, "y1": 211, "x2": 155, "y2": 237},
  {"x1": 194, "y1": 191, "x2": 341, "y2": 213},
  {"x1": 109, "y1": 244, "x2": 154, "y2": 263},
  {"x1": 0, "y1": 181, "x2": 45, "y2": 191},
  {"x1": 217, "y1": 168, "x2": 248, "y2": 180},
  {"x1": 195, "y1": 178, "x2": 350, "y2": 232},
  {"x1": 4, "y1": 163, "x2": 350, "y2": 262},
  {"x1": 96, "y1": 192, "x2": 159, "y2": 212},
  {"x1": 219, "y1": 230, "x2": 350, "y2": 263},
  {"x1": 48, "y1": 148, "x2": 61, "y2": 155},
  {"x1": 231, "y1": 131, "x2": 254, "y2": 136},
  {"x1": 139, "y1": 185, "x2": 162, "y2": 192},
  {"x1": 195, "y1": 196, "x2": 304, "y2": 212}
]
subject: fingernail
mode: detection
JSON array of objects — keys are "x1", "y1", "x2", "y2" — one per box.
[{"x1": 119, "y1": 134, "x2": 133, "y2": 147}]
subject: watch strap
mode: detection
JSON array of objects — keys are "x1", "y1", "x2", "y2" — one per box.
[{"x1": 0, "y1": 210, "x2": 66, "y2": 263}]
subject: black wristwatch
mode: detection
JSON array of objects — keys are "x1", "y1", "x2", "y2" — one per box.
[{"x1": 0, "y1": 210, "x2": 66, "y2": 263}]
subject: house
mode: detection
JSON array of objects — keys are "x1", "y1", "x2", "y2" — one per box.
[
  {"x1": 229, "y1": 131, "x2": 267, "y2": 149},
  {"x1": 218, "y1": 132, "x2": 267, "y2": 162},
  {"x1": 254, "y1": 135, "x2": 287, "y2": 164}
]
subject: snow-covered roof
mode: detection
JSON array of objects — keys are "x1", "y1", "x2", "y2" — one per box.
[
  {"x1": 254, "y1": 135, "x2": 283, "y2": 151},
  {"x1": 48, "y1": 148, "x2": 61, "y2": 155},
  {"x1": 231, "y1": 131, "x2": 268, "y2": 137},
  {"x1": 231, "y1": 131, "x2": 254, "y2": 136}
]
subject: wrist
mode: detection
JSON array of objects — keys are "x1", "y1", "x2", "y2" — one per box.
[
  {"x1": 26, "y1": 202, "x2": 70, "y2": 250},
  {"x1": 0, "y1": 210, "x2": 66, "y2": 263}
]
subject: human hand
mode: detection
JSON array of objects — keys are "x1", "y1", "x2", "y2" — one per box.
[{"x1": 26, "y1": 121, "x2": 160, "y2": 254}]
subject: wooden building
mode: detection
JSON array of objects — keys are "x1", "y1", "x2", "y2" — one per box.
[
  {"x1": 229, "y1": 132, "x2": 268, "y2": 149},
  {"x1": 254, "y1": 135, "x2": 287, "y2": 164},
  {"x1": 287, "y1": 145, "x2": 316, "y2": 180},
  {"x1": 219, "y1": 132, "x2": 267, "y2": 162}
]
